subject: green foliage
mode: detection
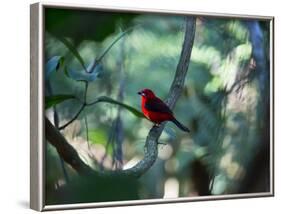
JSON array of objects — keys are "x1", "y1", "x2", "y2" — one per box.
[
  {"x1": 57, "y1": 37, "x2": 87, "y2": 72},
  {"x1": 45, "y1": 56, "x2": 65, "y2": 79},
  {"x1": 45, "y1": 8, "x2": 137, "y2": 43},
  {"x1": 46, "y1": 175, "x2": 140, "y2": 205},
  {"x1": 45, "y1": 94, "x2": 76, "y2": 109},
  {"x1": 50, "y1": 24, "x2": 134, "y2": 83},
  {"x1": 45, "y1": 10, "x2": 270, "y2": 203},
  {"x1": 88, "y1": 129, "x2": 107, "y2": 145},
  {"x1": 93, "y1": 96, "x2": 145, "y2": 118}
]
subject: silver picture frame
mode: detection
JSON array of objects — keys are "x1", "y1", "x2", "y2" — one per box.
[{"x1": 30, "y1": 2, "x2": 274, "y2": 211}]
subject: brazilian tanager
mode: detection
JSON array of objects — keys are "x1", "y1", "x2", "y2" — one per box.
[{"x1": 138, "y1": 88, "x2": 190, "y2": 132}]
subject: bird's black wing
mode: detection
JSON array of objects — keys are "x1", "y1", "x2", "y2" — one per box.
[{"x1": 145, "y1": 98, "x2": 173, "y2": 114}]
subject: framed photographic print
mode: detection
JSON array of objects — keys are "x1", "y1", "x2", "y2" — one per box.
[{"x1": 30, "y1": 2, "x2": 274, "y2": 211}]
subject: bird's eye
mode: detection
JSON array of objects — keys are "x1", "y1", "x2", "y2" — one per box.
[{"x1": 138, "y1": 91, "x2": 146, "y2": 96}]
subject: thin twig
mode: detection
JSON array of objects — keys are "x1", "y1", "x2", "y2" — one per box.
[
  {"x1": 88, "y1": 27, "x2": 135, "y2": 73},
  {"x1": 86, "y1": 99, "x2": 100, "y2": 106},
  {"x1": 84, "y1": 115, "x2": 90, "y2": 150},
  {"x1": 84, "y1": 115, "x2": 100, "y2": 165},
  {"x1": 226, "y1": 72, "x2": 252, "y2": 95},
  {"x1": 58, "y1": 104, "x2": 85, "y2": 130},
  {"x1": 58, "y1": 81, "x2": 89, "y2": 130},
  {"x1": 83, "y1": 81, "x2": 88, "y2": 102}
]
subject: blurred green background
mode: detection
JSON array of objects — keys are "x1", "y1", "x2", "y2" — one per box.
[{"x1": 44, "y1": 8, "x2": 271, "y2": 205}]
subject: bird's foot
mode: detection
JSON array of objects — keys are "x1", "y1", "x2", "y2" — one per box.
[{"x1": 153, "y1": 123, "x2": 161, "y2": 128}]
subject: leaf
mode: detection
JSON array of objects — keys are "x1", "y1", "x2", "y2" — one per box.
[
  {"x1": 98, "y1": 96, "x2": 145, "y2": 118},
  {"x1": 88, "y1": 129, "x2": 107, "y2": 145},
  {"x1": 45, "y1": 56, "x2": 64, "y2": 79},
  {"x1": 57, "y1": 37, "x2": 103, "y2": 82},
  {"x1": 89, "y1": 96, "x2": 145, "y2": 118},
  {"x1": 45, "y1": 94, "x2": 76, "y2": 109},
  {"x1": 57, "y1": 36, "x2": 87, "y2": 72},
  {"x1": 58, "y1": 28, "x2": 134, "y2": 82},
  {"x1": 63, "y1": 66, "x2": 71, "y2": 78},
  {"x1": 66, "y1": 60, "x2": 103, "y2": 81}
]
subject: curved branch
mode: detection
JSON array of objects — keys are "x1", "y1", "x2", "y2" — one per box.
[
  {"x1": 46, "y1": 17, "x2": 196, "y2": 178},
  {"x1": 46, "y1": 118, "x2": 98, "y2": 177}
]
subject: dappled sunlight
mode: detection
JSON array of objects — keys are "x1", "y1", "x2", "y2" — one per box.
[
  {"x1": 212, "y1": 174, "x2": 228, "y2": 195},
  {"x1": 163, "y1": 178, "x2": 179, "y2": 198},
  {"x1": 158, "y1": 144, "x2": 173, "y2": 160},
  {"x1": 123, "y1": 157, "x2": 142, "y2": 170}
]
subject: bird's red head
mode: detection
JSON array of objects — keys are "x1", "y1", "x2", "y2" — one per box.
[{"x1": 138, "y1": 88, "x2": 156, "y2": 99}]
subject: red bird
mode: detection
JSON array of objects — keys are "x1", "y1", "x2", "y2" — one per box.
[{"x1": 138, "y1": 88, "x2": 190, "y2": 132}]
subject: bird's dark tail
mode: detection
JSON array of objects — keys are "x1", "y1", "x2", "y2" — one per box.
[{"x1": 171, "y1": 118, "x2": 190, "y2": 132}]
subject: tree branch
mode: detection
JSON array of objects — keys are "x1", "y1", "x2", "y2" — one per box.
[
  {"x1": 46, "y1": 117, "x2": 98, "y2": 177},
  {"x1": 46, "y1": 17, "x2": 196, "y2": 179}
]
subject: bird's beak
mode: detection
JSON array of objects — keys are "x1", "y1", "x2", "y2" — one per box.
[{"x1": 138, "y1": 91, "x2": 146, "y2": 97}]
